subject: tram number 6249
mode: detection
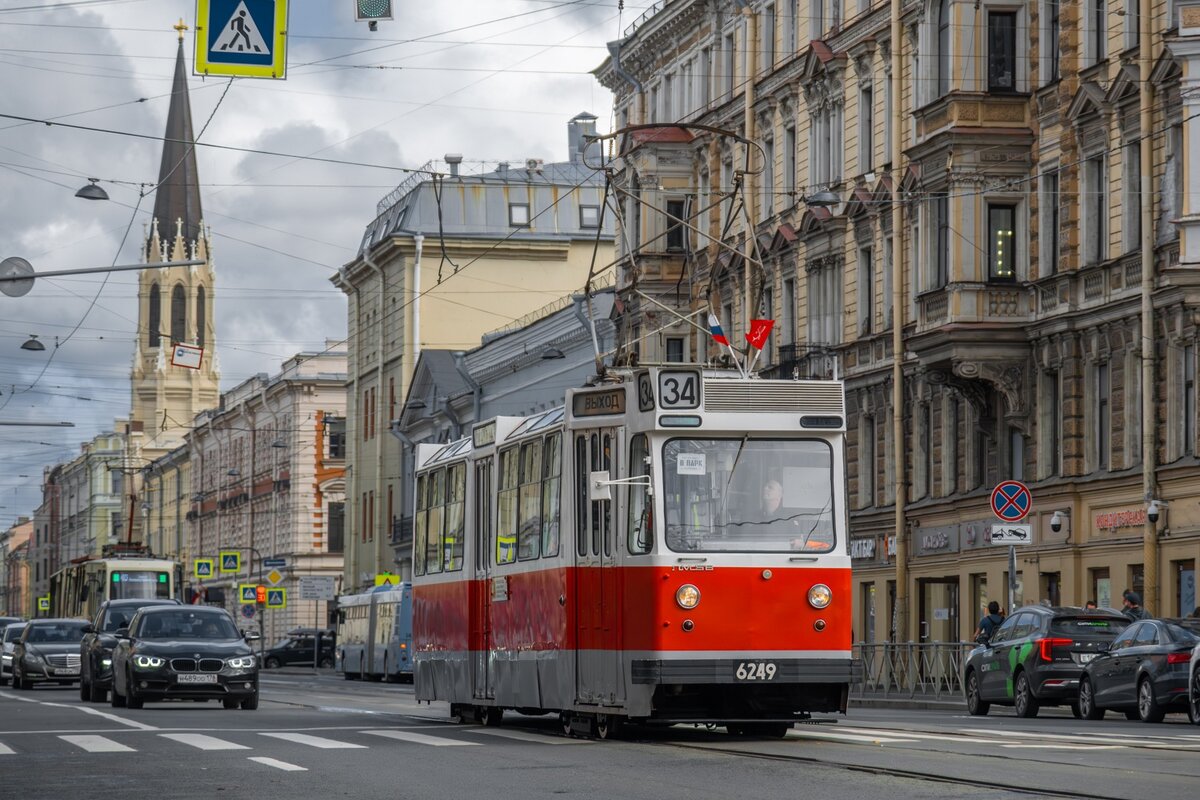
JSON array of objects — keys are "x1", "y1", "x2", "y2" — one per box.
[{"x1": 734, "y1": 661, "x2": 777, "y2": 681}]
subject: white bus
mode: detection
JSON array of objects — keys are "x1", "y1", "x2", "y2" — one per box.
[{"x1": 335, "y1": 584, "x2": 413, "y2": 683}]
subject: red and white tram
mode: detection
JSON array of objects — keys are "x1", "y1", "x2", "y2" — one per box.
[{"x1": 412, "y1": 367, "x2": 855, "y2": 737}]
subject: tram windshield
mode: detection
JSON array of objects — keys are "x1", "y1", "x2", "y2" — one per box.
[{"x1": 662, "y1": 438, "x2": 836, "y2": 553}]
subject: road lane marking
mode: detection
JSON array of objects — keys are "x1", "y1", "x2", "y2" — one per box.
[
  {"x1": 259, "y1": 732, "x2": 366, "y2": 749},
  {"x1": 785, "y1": 729, "x2": 919, "y2": 744},
  {"x1": 0, "y1": 742, "x2": 14, "y2": 755},
  {"x1": 248, "y1": 756, "x2": 307, "y2": 772},
  {"x1": 1001, "y1": 744, "x2": 1127, "y2": 750},
  {"x1": 60, "y1": 735, "x2": 136, "y2": 753},
  {"x1": 361, "y1": 729, "x2": 480, "y2": 747},
  {"x1": 35, "y1": 700, "x2": 158, "y2": 731},
  {"x1": 833, "y1": 726, "x2": 1010, "y2": 745},
  {"x1": 160, "y1": 733, "x2": 250, "y2": 751},
  {"x1": 463, "y1": 728, "x2": 588, "y2": 744},
  {"x1": 0, "y1": 692, "x2": 41, "y2": 704}
]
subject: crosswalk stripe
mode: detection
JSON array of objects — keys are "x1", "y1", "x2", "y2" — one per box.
[
  {"x1": 60, "y1": 735, "x2": 135, "y2": 753},
  {"x1": 361, "y1": 729, "x2": 480, "y2": 747},
  {"x1": 463, "y1": 728, "x2": 588, "y2": 745},
  {"x1": 160, "y1": 733, "x2": 250, "y2": 751},
  {"x1": 0, "y1": 742, "x2": 14, "y2": 755},
  {"x1": 835, "y1": 726, "x2": 1010, "y2": 745},
  {"x1": 259, "y1": 732, "x2": 366, "y2": 749},
  {"x1": 248, "y1": 756, "x2": 307, "y2": 772},
  {"x1": 785, "y1": 729, "x2": 918, "y2": 744}
]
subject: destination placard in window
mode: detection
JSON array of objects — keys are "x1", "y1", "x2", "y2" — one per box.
[{"x1": 572, "y1": 389, "x2": 625, "y2": 417}]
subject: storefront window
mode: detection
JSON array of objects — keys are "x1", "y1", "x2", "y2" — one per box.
[
  {"x1": 970, "y1": 573, "x2": 988, "y2": 628},
  {"x1": 861, "y1": 583, "x2": 876, "y2": 643},
  {"x1": 1091, "y1": 567, "x2": 1111, "y2": 609},
  {"x1": 1176, "y1": 560, "x2": 1196, "y2": 616}
]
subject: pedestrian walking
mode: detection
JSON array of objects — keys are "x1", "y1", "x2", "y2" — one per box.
[
  {"x1": 1122, "y1": 592, "x2": 1151, "y2": 621},
  {"x1": 974, "y1": 601, "x2": 1005, "y2": 644},
  {"x1": 1084, "y1": 600, "x2": 1098, "y2": 610}
]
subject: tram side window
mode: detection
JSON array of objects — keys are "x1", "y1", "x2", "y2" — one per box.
[
  {"x1": 413, "y1": 474, "x2": 428, "y2": 576},
  {"x1": 602, "y1": 433, "x2": 613, "y2": 557},
  {"x1": 541, "y1": 432, "x2": 562, "y2": 558},
  {"x1": 517, "y1": 440, "x2": 543, "y2": 561},
  {"x1": 425, "y1": 469, "x2": 445, "y2": 575},
  {"x1": 444, "y1": 463, "x2": 466, "y2": 572},
  {"x1": 575, "y1": 436, "x2": 588, "y2": 556},
  {"x1": 628, "y1": 434, "x2": 652, "y2": 554},
  {"x1": 497, "y1": 448, "x2": 519, "y2": 565}
]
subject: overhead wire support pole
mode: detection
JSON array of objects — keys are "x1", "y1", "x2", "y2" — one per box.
[
  {"x1": 1140, "y1": 0, "x2": 1158, "y2": 613},
  {"x1": 0, "y1": 259, "x2": 206, "y2": 283},
  {"x1": 891, "y1": 0, "x2": 908, "y2": 642}
]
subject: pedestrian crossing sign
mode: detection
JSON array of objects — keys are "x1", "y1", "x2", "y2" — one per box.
[
  {"x1": 239, "y1": 584, "x2": 257, "y2": 604},
  {"x1": 265, "y1": 588, "x2": 287, "y2": 609},
  {"x1": 37, "y1": 596, "x2": 50, "y2": 612},
  {"x1": 194, "y1": 559, "x2": 214, "y2": 579},
  {"x1": 220, "y1": 551, "x2": 241, "y2": 573},
  {"x1": 195, "y1": 0, "x2": 289, "y2": 79}
]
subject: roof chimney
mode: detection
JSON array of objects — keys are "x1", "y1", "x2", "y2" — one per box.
[
  {"x1": 568, "y1": 112, "x2": 599, "y2": 163},
  {"x1": 444, "y1": 153, "x2": 463, "y2": 177}
]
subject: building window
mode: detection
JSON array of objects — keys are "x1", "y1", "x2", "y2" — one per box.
[
  {"x1": 1045, "y1": 372, "x2": 1061, "y2": 477},
  {"x1": 933, "y1": 193, "x2": 950, "y2": 289},
  {"x1": 666, "y1": 337, "x2": 685, "y2": 363},
  {"x1": 580, "y1": 205, "x2": 600, "y2": 229},
  {"x1": 922, "y1": 404, "x2": 933, "y2": 497},
  {"x1": 782, "y1": 277, "x2": 796, "y2": 345},
  {"x1": 884, "y1": 76, "x2": 893, "y2": 158},
  {"x1": 170, "y1": 283, "x2": 186, "y2": 344},
  {"x1": 763, "y1": 4, "x2": 776, "y2": 71},
  {"x1": 861, "y1": 415, "x2": 876, "y2": 505},
  {"x1": 947, "y1": 398, "x2": 960, "y2": 493},
  {"x1": 937, "y1": 0, "x2": 951, "y2": 97},
  {"x1": 1046, "y1": 0, "x2": 1060, "y2": 82},
  {"x1": 665, "y1": 198, "x2": 686, "y2": 252},
  {"x1": 1041, "y1": 171, "x2": 1060, "y2": 277},
  {"x1": 859, "y1": 87, "x2": 873, "y2": 173},
  {"x1": 1085, "y1": 155, "x2": 1107, "y2": 264},
  {"x1": 813, "y1": 1, "x2": 824, "y2": 37},
  {"x1": 327, "y1": 416, "x2": 346, "y2": 459},
  {"x1": 987, "y1": 12, "x2": 1017, "y2": 92},
  {"x1": 1124, "y1": 0, "x2": 1138, "y2": 49},
  {"x1": 1186, "y1": 344, "x2": 1196, "y2": 456},
  {"x1": 662, "y1": 73, "x2": 673, "y2": 120},
  {"x1": 988, "y1": 203, "x2": 1017, "y2": 281},
  {"x1": 783, "y1": 126, "x2": 796, "y2": 201},
  {"x1": 784, "y1": 0, "x2": 797, "y2": 53},
  {"x1": 196, "y1": 287, "x2": 206, "y2": 348},
  {"x1": 326, "y1": 502, "x2": 344, "y2": 553},
  {"x1": 858, "y1": 246, "x2": 874, "y2": 335},
  {"x1": 761, "y1": 138, "x2": 774, "y2": 215},
  {"x1": 883, "y1": 236, "x2": 894, "y2": 328},
  {"x1": 509, "y1": 203, "x2": 530, "y2": 227},
  {"x1": 807, "y1": 259, "x2": 842, "y2": 346},
  {"x1": 148, "y1": 283, "x2": 161, "y2": 348},
  {"x1": 724, "y1": 31, "x2": 736, "y2": 97},
  {"x1": 1009, "y1": 427, "x2": 1024, "y2": 481},
  {"x1": 1124, "y1": 143, "x2": 1141, "y2": 252},
  {"x1": 699, "y1": 47, "x2": 711, "y2": 107},
  {"x1": 1097, "y1": 361, "x2": 1111, "y2": 471},
  {"x1": 1090, "y1": 0, "x2": 1106, "y2": 64}
]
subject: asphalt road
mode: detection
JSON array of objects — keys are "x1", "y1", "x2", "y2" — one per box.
[{"x1": 1, "y1": 671, "x2": 1198, "y2": 799}]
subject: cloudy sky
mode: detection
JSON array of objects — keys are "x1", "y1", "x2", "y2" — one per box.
[{"x1": 0, "y1": 0, "x2": 632, "y2": 526}]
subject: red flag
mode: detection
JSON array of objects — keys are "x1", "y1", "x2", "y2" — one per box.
[{"x1": 745, "y1": 319, "x2": 775, "y2": 351}]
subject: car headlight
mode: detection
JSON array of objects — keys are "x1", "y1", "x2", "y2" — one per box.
[
  {"x1": 100, "y1": 658, "x2": 112, "y2": 667},
  {"x1": 226, "y1": 656, "x2": 256, "y2": 669},
  {"x1": 133, "y1": 655, "x2": 165, "y2": 669},
  {"x1": 24, "y1": 649, "x2": 44, "y2": 664},
  {"x1": 808, "y1": 583, "x2": 832, "y2": 609},
  {"x1": 675, "y1": 584, "x2": 701, "y2": 609}
]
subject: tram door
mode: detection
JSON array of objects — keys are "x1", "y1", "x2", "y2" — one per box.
[
  {"x1": 472, "y1": 458, "x2": 494, "y2": 699},
  {"x1": 573, "y1": 428, "x2": 624, "y2": 706}
]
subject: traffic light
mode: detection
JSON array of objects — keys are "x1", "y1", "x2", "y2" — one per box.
[{"x1": 255, "y1": 585, "x2": 267, "y2": 604}]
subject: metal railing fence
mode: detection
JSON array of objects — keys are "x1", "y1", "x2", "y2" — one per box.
[{"x1": 851, "y1": 642, "x2": 975, "y2": 701}]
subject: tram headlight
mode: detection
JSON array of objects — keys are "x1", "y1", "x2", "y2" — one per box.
[
  {"x1": 675, "y1": 584, "x2": 701, "y2": 609},
  {"x1": 807, "y1": 583, "x2": 832, "y2": 609}
]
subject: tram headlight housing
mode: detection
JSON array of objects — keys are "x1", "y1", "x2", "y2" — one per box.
[
  {"x1": 807, "y1": 583, "x2": 832, "y2": 609},
  {"x1": 675, "y1": 584, "x2": 701, "y2": 609}
]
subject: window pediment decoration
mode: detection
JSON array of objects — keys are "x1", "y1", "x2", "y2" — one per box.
[
  {"x1": 1103, "y1": 64, "x2": 1141, "y2": 108},
  {"x1": 798, "y1": 205, "x2": 835, "y2": 238},
  {"x1": 805, "y1": 252, "x2": 844, "y2": 274},
  {"x1": 845, "y1": 185, "x2": 876, "y2": 220},
  {"x1": 1065, "y1": 81, "x2": 1110, "y2": 124},
  {"x1": 899, "y1": 162, "x2": 922, "y2": 198},
  {"x1": 769, "y1": 223, "x2": 798, "y2": 253},
  {"x1": 1150, "y1": 50, "x2": 1182, "y2": 87},
  {"x1": 801, "y1": 41, "x2": 846, "y2": 103}
]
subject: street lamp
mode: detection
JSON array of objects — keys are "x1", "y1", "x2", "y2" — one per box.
[
  {"x1": 20, "y1": 334, "x2": 45, "y2": 352},
  {"x1": 74, "y1": 178, "x2": 109, "y2": 201},
  {"x1": 800, "y1": 189, "x2": 842, "y2": 207}
]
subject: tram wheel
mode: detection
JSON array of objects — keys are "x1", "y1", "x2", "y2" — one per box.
[
  {"x1": 593, "y1": 714, "x2": 621, "y2": 740},
  {"x1": 482, "y1": 706, "x2": 503, "y2": 727},
  {"x1": 725, "y1": 723, "x2": 745, "y2": 736},
  {"x1": 560, "y1": 712, "x2": 574, "y2": 737}
]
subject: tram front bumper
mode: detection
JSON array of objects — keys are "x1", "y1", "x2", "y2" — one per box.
[{"x1": 631, "y1": 657, "x2": 860, "y2": 685}]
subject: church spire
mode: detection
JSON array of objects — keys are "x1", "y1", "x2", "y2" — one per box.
[{"x1": 152, "y1": 25, "x2": 203, "y2": 245}]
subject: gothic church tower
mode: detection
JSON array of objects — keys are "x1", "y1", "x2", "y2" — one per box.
[{"x1": 130, "y1": 25, "x2": 220, "y2": 454}]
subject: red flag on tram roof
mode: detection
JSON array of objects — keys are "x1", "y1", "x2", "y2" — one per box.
[{"x1": 745, "y1": 319, "x2": 775, "y2": 351}]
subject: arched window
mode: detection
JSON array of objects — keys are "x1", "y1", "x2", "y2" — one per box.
[
  {"x1": 937, "y1": 0, "x2": 951, "y2": 97},
  {"x1": 196, "y1": 286, "x2": 206, "y2": 348},
  {"x1": 171, "y1": 283, "x2": 186, "y2": 344},
  {"x1": 148, "y1": 283, "x2": 161, "y2": 348}
]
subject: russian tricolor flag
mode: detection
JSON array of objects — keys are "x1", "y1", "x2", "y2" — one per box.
[{"x1": 707, "y1": 313, "x2": 730, "y2": 347}]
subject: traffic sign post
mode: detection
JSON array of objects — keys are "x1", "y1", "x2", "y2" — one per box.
[
  {"x1": 195, "y1": 0, "x2": 289, "y2": 79},
  {"x1": 991, "y1": 481, "x2": 1034, "y2": 612},
  {"x1": 299, "y1": 576, "x2": 336, "y2": 674}
]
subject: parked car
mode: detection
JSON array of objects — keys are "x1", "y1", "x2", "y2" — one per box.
[
  {"x1": 79, "y1": 598, "x2": 181, "y2": 702},
  {"x1": 110, "y1": 606, "x2": 259, "y2": 710},
  {"x1": 10, "y1": 618, "x2": 89, "y2": 689},
  {"x1": 262, "y1": 628, "x2": 335, "y2": 669},
  {"x1": 963, "y1": 605, "x2": 1129, "y2": 717},
  {"x1": 1079, "y1": 617, "x2": 1200, "y2": 723},
  {"x1": 1, "y1": 622, "x2": 28, "y2": 686}
]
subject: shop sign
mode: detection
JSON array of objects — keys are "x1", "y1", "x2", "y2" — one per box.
[
  {"x1": 914, "y1": 525, "x2": 959, "y2": 556},
  {"x1": 961, "y1": 520, "x2": 994, "y2": 550},
  {"x1": 850, "y1": 538, "x2": 876, "y2": 560},
  {"x1": 1094, "y1": 509, "x2": 1147, "y2": 530}
]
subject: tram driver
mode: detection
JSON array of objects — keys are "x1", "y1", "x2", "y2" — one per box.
[{"x1": 754, "y1": 476, "x2": 834, "y2": 551}]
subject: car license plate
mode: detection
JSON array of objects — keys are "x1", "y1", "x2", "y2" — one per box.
[
  {"x1": 1078, "y1": 653, "x2": 1096, "y2": 663},
  {"x1": 53, "y1": 668, "x2": 78, "y2": 675},
  {"x1": 176, "y1": 674, "x2": 218, "y2": 684}
]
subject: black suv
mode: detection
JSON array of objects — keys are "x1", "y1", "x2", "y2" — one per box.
[
  {"x1": 80, "y1": 598, "x2": 180, "y2": 702},
  {"x1": 963, "y1": 605, "x2": 1129, "y2": 718},
  {"x1": 262, "y1": 628, "x2": 335, "y2": 669}
]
